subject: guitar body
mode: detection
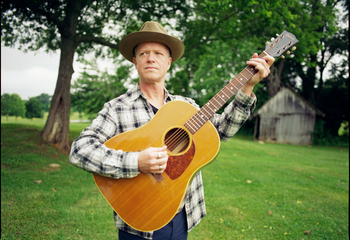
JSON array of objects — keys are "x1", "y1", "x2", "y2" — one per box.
[{"x1": 93, "y1": 100, "x2": 220, "y2": 232}]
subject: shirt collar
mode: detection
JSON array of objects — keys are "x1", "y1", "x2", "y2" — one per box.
[{"x1": 128, "y1": 84, "x2": 174, "y2": 103}]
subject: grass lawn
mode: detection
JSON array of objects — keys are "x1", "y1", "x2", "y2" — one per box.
[{"x1": 1, "y1": 119, "x2": 348, "y2": 239}]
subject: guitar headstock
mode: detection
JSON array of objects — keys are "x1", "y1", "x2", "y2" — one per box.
[{"x1": 265, "y1": 30, "x2": 299, "y2": 58}]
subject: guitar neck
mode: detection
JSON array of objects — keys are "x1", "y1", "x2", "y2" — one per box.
[{"x1": 184, "y1": 51, "x2": 268, "y2": 134}]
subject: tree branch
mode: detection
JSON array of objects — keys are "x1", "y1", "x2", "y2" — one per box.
[{"x1": 77, "y1": 35, "x2": 119, "y2": 49}]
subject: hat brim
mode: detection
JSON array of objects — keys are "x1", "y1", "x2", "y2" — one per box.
[{"x1": 119, "y1": 31, "x2": 184, "y2": 63}]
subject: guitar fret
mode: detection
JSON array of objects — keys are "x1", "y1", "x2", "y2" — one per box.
[
  {"x1": 197, "y1": 112, "x2": 207, "y2": 122},
  {"x1": 225, "y1": 85, "x2": 235, "y2": 95},
  {"x1": 220, "y1": 91, "x2": 228, "y2": 100},
  {"x1": 216, "y1": 93, "x2": 226, "y2": 102},
  {"x1": 229, "y1": 82, "x2": 239, "y2": 93},
  {"x1": 190, "y1": 118, "x2": 201, "y2": 130},
  {"x1": 202, "y1": 105, "x2": 214, "y2": 118},
  {"x1": 228, "y1": 82, "x2": 240, "y2": 92},
  {"x1": 193, "y1": 113, "x2": 205, "y2": 127},
  {"x1": 202, "y1": 104, "x2": 211, "y2": 115},
  {"x1": 210, "y1": 97, "x2": 221, "y2": 109},
  {"x1": 185, "y1": 121, "x2": 196, "y2": 134},
  {"x1": 221, "y1": 89, "x2": 230, "y2": 99},
  {"x1": 206, "y1": 102, "x2": 217, "y2": 113}
]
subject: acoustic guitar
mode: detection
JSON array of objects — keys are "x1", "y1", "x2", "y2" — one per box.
[{"x1": 93, "y1": 31, "x2": 299, "y2": 232}]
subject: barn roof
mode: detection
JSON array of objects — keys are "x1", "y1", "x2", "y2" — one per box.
[{"x1": 252, "y1": 86, "x2": 325, "y2": 118}]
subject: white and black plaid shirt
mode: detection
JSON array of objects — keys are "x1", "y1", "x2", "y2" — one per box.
[{"x1": 69, "y1": 84, "x2": 256, "y2": 239}]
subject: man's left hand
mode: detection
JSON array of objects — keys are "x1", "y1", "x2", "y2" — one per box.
[{"x1": 241, "y1": 53, "x2": 275, "y2": 96}]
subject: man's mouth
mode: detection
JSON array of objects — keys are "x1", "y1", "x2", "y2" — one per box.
[{"x1": 146, "y1": 66, "x2": 157, "y2": 70}]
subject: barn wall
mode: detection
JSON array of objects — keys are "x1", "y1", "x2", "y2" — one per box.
[
  {"x1": 258, "y1": 115, "x2": 279, "y2": 142},
  {"x1": 258, "y1": 113, "x2": 316, "y2": 145},
  {"x1": 255, "y1": 88, "x2": 319, "y2": 145},
  {"x1": 276, "y1": 113, "x2": 315, "y2": 145}
]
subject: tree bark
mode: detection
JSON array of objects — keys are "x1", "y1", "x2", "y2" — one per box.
[
  {"x1": 301, "y1": 54, "x2": 317, "y2": 104},
  {"x1": 265, "y1": 60, "x2": 284, "y2": 98},
  {"x1": 41, "y1": 37, "x2": 76, "y2": 154}
]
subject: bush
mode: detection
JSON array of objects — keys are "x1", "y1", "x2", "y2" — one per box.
[{"x1": 312, "y1": 119, "x2": 349, "y2": 147}]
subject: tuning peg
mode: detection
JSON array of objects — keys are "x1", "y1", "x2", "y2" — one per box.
[
  {"x1": 271, "y1": 37, "x2": 275, "y2": 41},
  {"x1": 276, "y1": 33, "x2": 279, "y2": 37},
  {"x1": 266, "y1": 42, "x2": 270, "y2": 45},
  {"x1": 292, "y1": 46, "x2": 297, "y2": 51},
  {"x1": 287, "y1": 51, "x2": 291, "y2": 55},
  {"x1": 281, "y1": 55, "x2": 285, "y2": 59}
]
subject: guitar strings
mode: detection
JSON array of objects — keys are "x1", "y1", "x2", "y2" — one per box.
[{"x1": 164, "y1": 128, "x2": 189, "y2": 152}]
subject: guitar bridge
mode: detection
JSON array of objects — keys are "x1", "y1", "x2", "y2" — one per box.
[{"x1": 153, "y1": 173, "x2": 165, "y2": 183}]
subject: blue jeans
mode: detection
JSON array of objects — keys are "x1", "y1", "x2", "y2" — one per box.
[{"x1": 118, "y1": 208, "x2": 188, "y2": 240}]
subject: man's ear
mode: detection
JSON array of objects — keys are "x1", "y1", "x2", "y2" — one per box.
[
  {"x1": 133, "y1": 57, "x2": 137, "y2": 67},
  {"x1": 167, "y1": 57, "x2": 172, "y2": 71}
]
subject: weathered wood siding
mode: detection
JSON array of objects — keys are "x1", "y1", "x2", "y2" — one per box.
[
  {"x1": 254, "y1": 88, "x2": 317, "y2": 145},
  {"x1": 258, "y1": 113, "x2": 315, "y2": 145}
]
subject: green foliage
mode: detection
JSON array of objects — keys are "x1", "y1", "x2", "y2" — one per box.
[
  {"x1": 312, "y1": 119, "x2": 349, "y2": 147},
  {"x1": 1, "y1": 93, "x2": 26, "y2": 119},
  {"x1": 71, "y1": 59, "x2": 131, "y2": 117},
  {"x1": 1, "y1": 93, "x2": 11, "y2": 116},
  {"x1": 34, "y1": 93, "x2": 51, "y2": 112},
  {"x1": 338, "y1": 121, "x2": 349, "y2": 137},
  {"x1": 25, "y1": 97, "x2": 44, "y2": 119}
]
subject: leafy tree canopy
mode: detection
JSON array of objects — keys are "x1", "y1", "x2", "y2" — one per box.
[
  {"x1": 71, "y1": 59, "x2": 134, "y2": 118},
  {"x1": 34, "y1": 93, "x2": 51, "y2": 112},
  {"x1": 25, "y1": 97, "x2": 44, "y2": 119},
  {"x1": 1, "y1": 93, "x2": 26, "y2": 119}
]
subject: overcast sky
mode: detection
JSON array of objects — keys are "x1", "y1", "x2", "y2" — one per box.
[{"x1": 1, "y1": 45, "x2": 116, "y2": 100}]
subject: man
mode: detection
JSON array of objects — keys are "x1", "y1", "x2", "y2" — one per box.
[{"x1": 69, "y1": 21, "x2": 274, "y2": 240}]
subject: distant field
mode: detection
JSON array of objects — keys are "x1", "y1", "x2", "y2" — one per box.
[
  {"x1": 1, "y1": 122, "x2": 348, "y2": 239},
  {"x1": 1, "y1": 112, "x2": 90, "y2": 123}
]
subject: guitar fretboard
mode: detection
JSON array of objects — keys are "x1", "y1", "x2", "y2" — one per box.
[{"x1": 184, "y1": 51, "x2": 268, "y2": 134}]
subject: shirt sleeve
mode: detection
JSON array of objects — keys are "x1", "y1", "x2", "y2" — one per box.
[
  {"x1": 69, "y1": 102, "x2": 140, "y2": 179},
  {"x1": 211, "y1": 89, "x2": 256, "y2": 141}
]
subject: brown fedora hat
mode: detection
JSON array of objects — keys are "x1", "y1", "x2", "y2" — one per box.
[{"x1": 119, "y1": 21, "x2": 184, "y2": 63}]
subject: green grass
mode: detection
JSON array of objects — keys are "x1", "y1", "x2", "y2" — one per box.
[
  {"x1": 192, "y1": 141, "x2": 348, "y2": 239},
  {"x1": 1, "y1": 119, "x2": 349, "y2": 239}
]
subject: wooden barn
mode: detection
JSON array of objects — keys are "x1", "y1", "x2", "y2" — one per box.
[{"x1": 252, "y1": 86, "x2": 325, "y2": 145}]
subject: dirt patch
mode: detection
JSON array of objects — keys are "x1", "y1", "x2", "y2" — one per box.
[
  {"x1": 1, "y1": 164, "x2": 9, "y2": 168},
  {"x1": 39, "y1": 163, "x2": 62, "y2": 172}
]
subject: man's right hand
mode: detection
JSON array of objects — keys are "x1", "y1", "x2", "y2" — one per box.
[{"x1": 138, "y1": 146, "x2": 168, "y2": 174}]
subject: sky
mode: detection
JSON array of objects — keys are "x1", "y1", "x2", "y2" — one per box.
[{"x1": 1, "y1": 45, "x2": 114, "y2": 100}]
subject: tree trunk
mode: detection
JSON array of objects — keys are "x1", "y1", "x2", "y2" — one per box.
[
  {"x1": 301, "y1": 54, "x2": 317, "y2": 104},
  {"x1": 266, "y1": 60, "x2": 284, "y2": 98},
  {"x1": 41, "y1": 37, "x2": 76, "y2": 154}
]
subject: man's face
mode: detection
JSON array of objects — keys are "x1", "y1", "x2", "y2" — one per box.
[{"x1": 133, "y1": 42, "x2": 172, "y2": 84}]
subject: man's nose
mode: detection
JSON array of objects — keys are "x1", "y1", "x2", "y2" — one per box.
[{"x1": 147, "y1": 52, "x2": 156, "y2": 62}]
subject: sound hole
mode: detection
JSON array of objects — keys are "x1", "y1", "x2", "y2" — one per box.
[{"x1": 164, "y1": 127, "x2": 190, "y2": 154}]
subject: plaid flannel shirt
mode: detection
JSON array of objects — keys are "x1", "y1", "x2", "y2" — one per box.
[{"x1": 69, "y1": 84, "x2": 256, "y2": 239}]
